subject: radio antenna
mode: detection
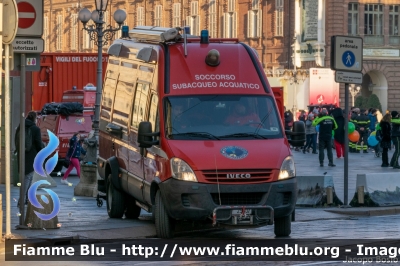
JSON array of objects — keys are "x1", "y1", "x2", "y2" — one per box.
[{"x1": 214, "y1": 155, "x2": 221, "y2": 206}]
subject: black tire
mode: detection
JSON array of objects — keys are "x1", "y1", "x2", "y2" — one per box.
[
  {"x1": 106, "y1": 174, "x2": 125, "y2": 218},
  {"x1": 274, "y1": 215, "x2": 292, "y2": 237},
  {"x1": 125, "y1": 195, "x2": 141, "y2": 219},
  {"x1": 154, "y1": 190, "x2": 175, "y2": 238}
]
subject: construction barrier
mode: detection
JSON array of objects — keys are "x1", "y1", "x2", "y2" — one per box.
[
  {"x1": 296, "y1": 175, "x2": 343, "y2": 206},
  {"x1": 351, "y1": 173, "x2": 400, "y2": 207}
]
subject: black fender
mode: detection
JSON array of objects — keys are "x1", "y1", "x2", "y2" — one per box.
[
  {"x1": 107, "y1": 156, "x2": 122, "y2": 191},
  {"x1": 150, "y1": 177, "x2": 162, "y2": 206}
]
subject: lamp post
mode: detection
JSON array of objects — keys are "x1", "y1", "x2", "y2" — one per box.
[
  {"x1": 78, "y1": 1, "x2": 126, "y2": 161},
  {"x1": 349, "y1": 84, "x2": 360, "y2": 107}
]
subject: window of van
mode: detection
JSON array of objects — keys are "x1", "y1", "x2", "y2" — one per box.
[
  {"x1": 165, "y1": 95, "x2": 283, "y2": 140},
  {"x1": 131, "y1": 83, "x2": 150, "y2": 128},
  {"x1": 59, "y1": 116, "x2": 92, "y2": 134},
  {"x1": 112, "y1": 81, "x2": 134, "y2": 127}
]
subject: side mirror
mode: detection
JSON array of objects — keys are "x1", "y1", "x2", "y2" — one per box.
[
  {"x1": 286, "y1": 121, "x2": 306, "y2": 147},
  {"x1": 138, "y1": 121, "x2": 160, "y2": 148}
]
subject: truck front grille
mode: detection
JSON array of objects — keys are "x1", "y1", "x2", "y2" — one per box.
[
  {"x1": 211, "y1": 193, "x2": 265, "y2": 205},
  {"x1": 202, "y1": 169, "x2": 273, "y2": 183}
]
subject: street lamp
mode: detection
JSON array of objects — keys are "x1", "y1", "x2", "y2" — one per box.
[
  {"x1": 349, "y1": 84, "x2": 361, "y2": 106},
  {"x1": 78, "y1": 2, "x2": 126, "y2": 162}
]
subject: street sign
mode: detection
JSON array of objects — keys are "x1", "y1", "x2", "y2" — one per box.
[
  {"x1": 12, "y1": 37, "x2": 44, "y2": 53},
  {"x1": 2, "y1": 0, "x2": 19, "y2": 44},
  {"x1": 13, "y1": 52, "x2": 40, "y2": 71},
  {"x1": 16, "y1": 0, "x2": 43, "y2": 37},
  {"x1": 335, "y1": 71, "x2": 363, "y2": 84},
  {"x1": 330, "y1": 35, "x2": 363, "y2": 73}
]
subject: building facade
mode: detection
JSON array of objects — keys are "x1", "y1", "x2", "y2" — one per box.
[
  {"x1": 292, "y1": 0, "x2": 400, "y2": 113},
  {"x1": 43, "y1": 0, "x2": 295, "y2": 89}
]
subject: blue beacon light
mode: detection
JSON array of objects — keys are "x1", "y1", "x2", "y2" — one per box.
[{"x1": 200, "y1": 30, "x2": 209, "y2": 44}]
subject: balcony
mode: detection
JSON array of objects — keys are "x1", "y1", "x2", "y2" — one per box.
[
  {"x1": 389, "y1": 36, "x2": 400, "y2": 46},
  {"x1": 364, "y1": 35, "x2": 384, "y2": 45}
]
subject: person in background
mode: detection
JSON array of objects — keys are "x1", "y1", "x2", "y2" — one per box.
[
  {"x1": 303, "y1": 113, "x2": 318, "y2": 154},
  {"x1": 354, "y1": 108, "x2": 370, "y2": 153},
  {"x1": 312, "y1": 108, "x2": 338, "y2": 167},
  {"x1": 15, "y1": 111, "x2": 44, "y2": 206},
  {"x1": 390, "y1": 111, "x2": 400, "y2": 169},
  {"x1": 379, "y1": 113, "x2": 392, "y2": 167},
  {"x1": 61, "y1": 133, "x2": 87, "y2": 185},
  {"x1": 368, "y1": 108, "x2": 378, "y2": 132},
  {"x1": 284, "y1": 106, "x2": 294, "y2": 131},
  {"x1": 298, "y1": 110, "x2": 307, "y2": 123},
  {"x1": 349, "y1": 107, "x2": 359, "y2": 153},
  {"x1": 332, "y1": 107, "x2": 345, "y2": 159}
]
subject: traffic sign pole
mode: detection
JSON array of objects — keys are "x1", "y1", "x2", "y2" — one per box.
[{"x1": 344, "y1": 83, "x2": 350, "y2": 206}]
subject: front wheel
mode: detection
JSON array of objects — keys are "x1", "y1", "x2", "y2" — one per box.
[
  {"x1": 106, "y1": 174, "x2": 125, "y2": 218},
  {"x1": 274, "y1": 215, "x2": 291, "y2": 237},
  {"x1": 154, "y1": 190, "x2": 175, "y2": 238}
]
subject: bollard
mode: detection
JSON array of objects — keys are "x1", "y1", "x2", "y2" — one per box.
[
  {"x1": 326, "y1": 187, "x2": 333, "y2": 205},
  {"x1": 357, "y1": 186, "x2": 365, "y2": 204},
  {"x1": 0, "y1": 194, "x2": 2, "y2": 242}
]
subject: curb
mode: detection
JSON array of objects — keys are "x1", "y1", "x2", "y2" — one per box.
[{"x1": 325, "y1": 207, "x2": 400, "y2": 216}]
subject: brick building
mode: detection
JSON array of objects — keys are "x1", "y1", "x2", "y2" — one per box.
[
  {"x1": 43, "y1": 0, "x2": 295, "y2": 96},
  {"x1": 292, "y1": 0, "x2": 400, "y2": 113}
]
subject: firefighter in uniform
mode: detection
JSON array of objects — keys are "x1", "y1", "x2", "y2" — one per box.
[
  {"x1": 349, "y1": 108, "x2": 359, "y2": 153},
  {"x1": 312, "y1": 108, "x2": 338, "y2": 167},
  {"x1": 354, "y1": 109, "x2": 370, "y2": 153}
]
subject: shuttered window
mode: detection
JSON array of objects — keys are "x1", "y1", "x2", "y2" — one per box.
[
  {"x1": 187, "y1": 1, "x2": 200, "y2": 35},
  {"x1": 173, "y1": 3, "x2": 181, "y2": 27},
  {"x1": 209, "y1": 0, "x2": 217, "y2": 37},
  {"x1": 71, "y1": 14, "x2": 78, "y2": 50},
  {"x1": 44, "y1": 16, "x2": 49, "y2": 51},
  {"x1": 155, "y1": 5, "x2": 163, "y2": 27},
  {"x1": 224, "y1": 0, "x2": 237, "y2": 39},
  {"x1": 248, "y1": 0, "x2": 262, "y2": 38},
  {"x1": 56, "y1": 15, "x2": 63, "y2": 51},
  {"x1": 275, "y1": 0, "x2": 284, "y2": 36},
  {"x1": 137, "y1": 7, "x2": 145, "y2": 26}
]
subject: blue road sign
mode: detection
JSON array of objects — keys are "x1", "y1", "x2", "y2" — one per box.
[{"x1": 342, "y1": 51, "x2": 355, "y2": 68}]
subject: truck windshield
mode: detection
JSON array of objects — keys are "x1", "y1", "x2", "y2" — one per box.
[{"x1": 165, "y1": 95, "x2": 283, "y2": 140}]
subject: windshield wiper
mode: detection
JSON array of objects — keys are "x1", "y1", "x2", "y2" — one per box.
[
  {"x1": 219, "y1": 133, "x2": 268, "y2": 139},
  {"x1": 172, "y1": 132, "x2": 220, "y2": 140}
]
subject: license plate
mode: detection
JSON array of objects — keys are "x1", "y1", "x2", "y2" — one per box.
[{"x1": 232, "y1": 209, "x2": 252, "y2": 216}]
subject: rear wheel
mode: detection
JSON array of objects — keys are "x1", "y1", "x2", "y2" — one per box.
[
  {"x1": 125, "y1": 195, "x2": 141, "y2": 219},
  {"x1": 154, "y1": 190, "x2": 175, "y2": 238},
  {"x1": 106, "y1": 174, "x2": 125, "y2": 218},
  {"x1": 274, "y1": 215, "x2": 291, "y2": 237}
]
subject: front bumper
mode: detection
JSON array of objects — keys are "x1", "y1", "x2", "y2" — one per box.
[{"x1": 158, "y1": 177, "x2": 297, "y2": 225}]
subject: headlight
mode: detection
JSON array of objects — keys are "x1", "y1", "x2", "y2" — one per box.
[
  {"x1": 278, "y1": 156, "x2": 296, "y2": 180},
  {"x1": 170, "y1": 158, "x2": 198, "y2": 182}
]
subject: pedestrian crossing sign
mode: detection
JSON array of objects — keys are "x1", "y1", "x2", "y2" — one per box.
[{"x1": 331, "y1": 35, "x2": 363, "y2": 73}]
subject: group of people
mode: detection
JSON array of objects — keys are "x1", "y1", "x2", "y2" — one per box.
[
  {"x1": 284, "y1": 105, "x2": 400, "y2": 169},
  {"x1": 15, "y1": 111, "x2": 86, "y2": 206}
]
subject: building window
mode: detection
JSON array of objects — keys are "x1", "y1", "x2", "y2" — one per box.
[
  {"x1": 187, "y1": 1, "x2": 200, "y2": 36},
  {"x1": 44, "y1": 16, "x2": 49, "y2": 51},
  {"x1": 173, "y1": 3, "x2": 181, "y2": 27},
  {"x1": 248, "y1": 0, "x2": 262, "y2": 38},
  {"x1": 224, "y1": 0, "x2": 237, "y2": 38},
  {"x1": 275, "y1": 0, "x2": 283, "y2": 36},
  {"x1": 348, "y1": 3, "x2": 358, "y2": 35},
  {"x1": 137, "y1": 7, "x2": 144, "y2": 26},
  {"x1": 83, "y1": 24, "x2": 93, "y2": 49},
  {"x1": 71, "y1": 14, "x2": 78, "y2": 50},
  {"x1": 56, "y1": 15, "x2": 63, "y2": 51},
  {"x1": 155, "y1": 5, "x2": 163, "y2": 27},
  {"x1": 364, "y1": 4, "x2": 383, "y2": 35},
  {"x1": 389, "y1": 5, "x2": 399, "y2": 36},
  {"x1": 209, "y1": 0, "x2": 217, "y2": 37}
]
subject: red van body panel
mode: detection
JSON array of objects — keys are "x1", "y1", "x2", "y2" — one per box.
[{"x1": 97, "y1": 34, "x2": 297, "y2": 233}]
